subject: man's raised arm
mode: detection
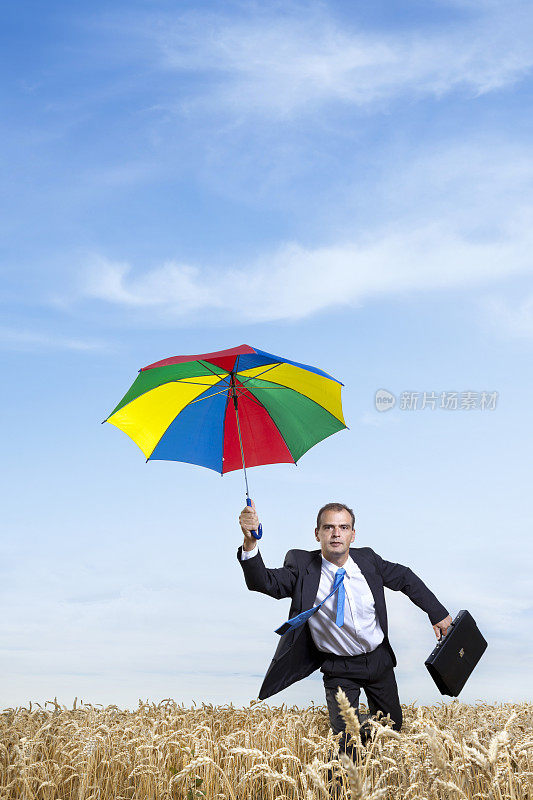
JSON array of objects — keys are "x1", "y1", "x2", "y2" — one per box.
[{"x1": 237, "y1": 501, "x2": 298, "y2": 600}]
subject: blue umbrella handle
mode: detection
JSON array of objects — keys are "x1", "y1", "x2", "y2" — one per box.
[{"x1": 247, "y1": 497, "x2": 263, "y2": 540}]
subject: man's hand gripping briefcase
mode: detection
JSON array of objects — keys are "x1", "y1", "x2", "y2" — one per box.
[{"x1": 425, "y1": 609, "x2": 488, "y2": 697}]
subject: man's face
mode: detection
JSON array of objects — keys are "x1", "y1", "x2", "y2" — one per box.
[{"x1": 315, "y1": 509, "x2": 355, "y2": 561}]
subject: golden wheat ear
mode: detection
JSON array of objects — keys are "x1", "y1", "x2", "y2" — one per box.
[{"x1": 3, "y1": 698, "x2": 528, "y2": 800}]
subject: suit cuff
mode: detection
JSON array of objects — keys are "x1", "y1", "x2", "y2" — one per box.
[
  {"x1": 240, "y1": 546, "x2": 259, "y2": 561},
  {"x1": 429, "y1": 604, "x2": 449, "y2": 625}
]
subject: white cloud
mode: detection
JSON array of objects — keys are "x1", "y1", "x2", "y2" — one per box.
[
  {"x1": 84, "y1": 256, "x2": 217, "y2": 312},
  {"x1": 76, "y1": 140, "x2": 533, "y2": 325},
  {"x1": 82, "y1": 215, "x2": 533, "y2": 323},
  {"x1": 148, "y1": 2, "x2": 533, "y2": 117}
]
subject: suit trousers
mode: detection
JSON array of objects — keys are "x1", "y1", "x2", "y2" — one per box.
[{"x1": 320, "y1": 642, "x2": 402, "y2": 752}]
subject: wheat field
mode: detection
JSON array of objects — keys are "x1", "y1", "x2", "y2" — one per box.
[{"x1": 1, "y1": 694, "x2": 531, "y2": 799}]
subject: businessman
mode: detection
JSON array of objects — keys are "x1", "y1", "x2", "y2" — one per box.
[{"x1": 237, "y1": 501, "x2": 451, "y2": 749}]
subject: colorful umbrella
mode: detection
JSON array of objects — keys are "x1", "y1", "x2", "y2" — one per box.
[{"x1": 104, "y1": 344, "x2": 347, "y2": 537}]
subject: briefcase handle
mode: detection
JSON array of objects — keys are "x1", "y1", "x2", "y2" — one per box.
[{"x1": 436, "y1": 616, "x2": 455, "y2": 644}]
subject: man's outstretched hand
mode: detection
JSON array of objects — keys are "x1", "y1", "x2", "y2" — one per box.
[
  {"x1": 239, "y1": 500, "x2": 259, "y2": 552},
  {"x1": 433, "y1": 614, "x2": 453, "y2": 640}
]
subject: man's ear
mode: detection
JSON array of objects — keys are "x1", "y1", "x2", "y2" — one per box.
[
  {"x1": 350, "y1": 530, "x2": 355, "y2": 543},
  {"x1": 314, "y1": 528, "x2": 320, "y2": 542}
]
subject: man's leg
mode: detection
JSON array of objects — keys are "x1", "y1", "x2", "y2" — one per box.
[
  {"x1": 321, "y1": 655, "x2": 368, "y2": 755},
  {"x1": 323, "y1": 675, "x2": 362, "y2": 755},
  {"x1": 322, "y1": 671, "x2": 363, "y2": 798},
  {"x1": 362, "y1": 645, "x2": 403, "y2": 734}
]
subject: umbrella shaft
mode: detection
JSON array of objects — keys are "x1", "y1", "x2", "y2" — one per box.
[{"x1": 232, "y1": 382, "x2": 250, "y2": 499}]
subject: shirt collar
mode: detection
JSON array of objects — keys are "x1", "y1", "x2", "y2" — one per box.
[{"x1": 321, "y1": 553, "x2": 358, "y2": 578}]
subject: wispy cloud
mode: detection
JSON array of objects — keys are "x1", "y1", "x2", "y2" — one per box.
[
  {"x1": 81, "y1": 219, "x2": 533, "y2": 323},
  {"x1": 0, "y1": 327, "x2": 110, "y2": 352},
  {"x1": 79, "y1": 140, "x2": 533, "y2": 324},
  {"x1": 146, "y1": 2, "x2": 533, "y2": 117}
]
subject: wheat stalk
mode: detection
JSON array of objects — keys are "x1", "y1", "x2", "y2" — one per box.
[{"x1": 0, "y1": 699, "x2": 531, "y2": 800}]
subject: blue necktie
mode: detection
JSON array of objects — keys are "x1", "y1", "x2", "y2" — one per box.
[{"x1": 275, "y1": 567, "x2": 346, "y2": 635}]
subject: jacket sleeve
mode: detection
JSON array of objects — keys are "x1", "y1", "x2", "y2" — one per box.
[
  {"x1": 371, "y1": 549, "x2": 449, "y2": 625},
  {"x1": 236, "y1": 546, "x2": 298, "y2": 600}
]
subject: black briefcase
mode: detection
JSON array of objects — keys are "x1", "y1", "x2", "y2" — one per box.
[{"x1": 425, "y1": 610, "x2": 487, "y2": 696}]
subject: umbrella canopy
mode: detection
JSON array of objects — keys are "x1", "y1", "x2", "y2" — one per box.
[{"x1": 104, "y1": 344, "x2": 346, "y2": 474}]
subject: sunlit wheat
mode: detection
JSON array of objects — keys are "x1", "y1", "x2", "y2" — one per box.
[{"x1": 0, "y1": 695, "x2": 531, "y2": 798}]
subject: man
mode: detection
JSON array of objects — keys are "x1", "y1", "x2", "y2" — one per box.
[{"x1": 237, "y1": 501, "x2": 451, "y2": 749}]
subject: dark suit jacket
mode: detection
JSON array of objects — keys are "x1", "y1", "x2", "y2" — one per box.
[{"x1": 237, "y1": 545, "x2": 449, "y2": 700}]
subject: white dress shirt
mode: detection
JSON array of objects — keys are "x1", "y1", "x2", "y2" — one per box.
[{"x1": 240, "y1": 547, "x2": 384, "y2": 656}]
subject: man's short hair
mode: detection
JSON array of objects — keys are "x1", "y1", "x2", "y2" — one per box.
[{"x1": 316, "y1": 503, "x2": 356, "y2": 530}]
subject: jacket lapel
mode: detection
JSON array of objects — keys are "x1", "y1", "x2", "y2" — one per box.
[
  {"x1": 302, "y1": 550, "x2": 322, "y2": 611},
  {"x1": 348, "y1": 547, "x2": 384, "y2": 625}
]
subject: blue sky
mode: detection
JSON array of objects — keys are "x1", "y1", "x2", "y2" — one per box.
[{"x1": 1, "y1": 0, "x2": 532, "y2": 710}]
